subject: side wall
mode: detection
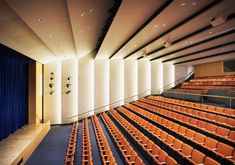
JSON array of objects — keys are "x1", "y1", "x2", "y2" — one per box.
[
  {"x1": 43, "y1": 59, "x2": 191, "y2": 124},
  {"x1": 194, "y1": 61, "x2": 235, "y2": 77}
]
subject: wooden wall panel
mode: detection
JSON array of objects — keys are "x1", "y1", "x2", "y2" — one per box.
[{"x1": 194, "y1": 61, "x2": 235, "y2": 77}]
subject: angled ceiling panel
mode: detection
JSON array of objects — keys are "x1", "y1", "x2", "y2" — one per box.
[
  {"x1": 175, "y1": 52, "x2": 235, "y2": 66},
  {"x1": 67, "y1": 0, "x2": 115, "y2": 58},
  {"x1": 0, "y1": 0, "x2": 56, "y2": 63},
  {"x1": 5, "y1": 0, "x2": 77, "y2": 59},
  {"x1": 172, "y1": 43, "x2": 235, "y2": 64},
  {"x1": 114, "y1": 0, "x2": 214, "y2": 59},
  {"x1": 160, "y1": 32, "x2": 235, "y2": 62},
  {"x1": 148, "y1": 18, "x2": 235, "y2": 61},
  {"x1": 95, "y1": 0, "x2": 165, "y2": 59}
]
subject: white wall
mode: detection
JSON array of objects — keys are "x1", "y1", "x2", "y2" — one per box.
[
  {"x1": 151, "y1": 61, "x2": 163, "y2": 93},
  {"x1": 138, "y1": 59, "x2": 151, "y2": 96},
  {"x1": 44, "y1": 61, "x2": 61, "y2": 124},
  {"x1": 163, "y1": 63, "x2": 175, "y2": 89},
  {"x1": 110, "y1": 59, "x2": 124, "y2": 108},
  {"x1": 78, "y1": 54, "x2": 94, "y2": 118},
  {"x1": 43, "y1": 57, "x2": 191, "y2": 124},
  {"x1": 124, "y1": 59, "x2": 138, "y2": 102},
  {"x1": 94, "y1": 60, "x2": 109, "y2": 112},
  {"x1": 175, "y1": 65, "x2": 188, "y2": 82},
  {"x1": 61, "y1": 59, "x2": 78, "y2": 123}
]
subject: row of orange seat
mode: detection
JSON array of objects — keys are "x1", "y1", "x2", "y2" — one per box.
[
  {"x1": 175, "y1": 89, "x2": 208, "y2": 94},
  {"x1": 149, "y1": 96, "x2": 235, "y2": 117},
  {"x1": 64, "y1": 121, "x2": 78, "y2": 165},
  {"x1": 91, "y1": 115, "x2": 116, "y2": 165},
  {"x1": 126, "y1": 103, "x2": 235, "y2": 164},
  {"x1": 133, "y1": 101, "x2": 234, "y2": 146},
  {"x1": 191, "y1": 74, "x2": 235, "y2": 82},
  {"x1": 101, "y1": 112, "x2": 144, "y2": 165},
  {"x1": 141, "y1": 98, "x2": 235, "y2": 128},
  {"x1": 109, "y1": 109, "x2": 177, "y2": 165},
  {"x1": 82, "y1": 118, "x2": 93, "y2": 165},
  {"x1": 183, "y1": 81, "x2": 235, "y2": 86},
  {"x1": 181, "y1": 84, "x2": 235, "y2": 90},
  {"x1": 117, "y1": 106, "x2": 220, "y2": 165}
]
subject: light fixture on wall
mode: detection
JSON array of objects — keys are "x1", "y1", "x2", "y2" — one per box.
[
  {"x1": 66, "y1": 75, "x2": 72, "y2": 94},
  {"x1": 49, "y1": 72, "x2": 55, "y2": 95}
]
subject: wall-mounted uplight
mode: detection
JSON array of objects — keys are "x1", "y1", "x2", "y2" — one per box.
[
  {"x1": 49, "y1": 72, "x2": 55, "y2": 95},
  {"x1": 66, "y1": 75, "x2": 72, "y2": 94}
]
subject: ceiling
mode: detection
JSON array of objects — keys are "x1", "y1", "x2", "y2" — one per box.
[{"x1": 0, "y1": 0, "x2": 235, "y2": 65}]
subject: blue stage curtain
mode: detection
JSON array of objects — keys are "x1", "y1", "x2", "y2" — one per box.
[{"x1": 0, "y1": 44, "x2": 28, "y2": 141}]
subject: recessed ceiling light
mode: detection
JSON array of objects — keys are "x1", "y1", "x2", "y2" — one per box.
[
  {"x1": 81, "y1": 12, "x2": 85, "y2": 17},
  {"x1": 154, "y1": 24, "x2": 159, "y2": 28},
  {"x1": 89, "y1": 9, "x2": 95, "y2": 12},
  {"x1": 189, "y1": 41, "x2": 193, "y2": 44},
  {"x1": 209, "y1": 31, "x2": 212, "y2": 34},
  {"x1": 192, "y1": 2, "x2": 197, "y2": 5},
  {"x1": 38, "y1": 17, "x2": 44, "y2": 22},
  {"x1": 162, "y1": 23, "x2": 166, "y2": 27},
  {"x1": 180, "y1": 2, "x2": 186, "y2": 6},
  {"x1": 134, "y1": 44, "x2": 137, "y2": 47}
]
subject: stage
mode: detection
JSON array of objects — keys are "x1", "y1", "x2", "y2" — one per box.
[{"x1": 0, "y1": 121, "x2": 50, "y2": 165}]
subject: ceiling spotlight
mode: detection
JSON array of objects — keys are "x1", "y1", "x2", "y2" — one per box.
[
  {"x1": 38, "y1": 17, "x2": 44, "y2": 22},
  {"x1": 209, "y1": 31, "x2": 212, "y2": 34},
  {"x1": 192, "y1": 2, "x2": 197, "y2": 5},
  {"x1": 162, "y1": 23, "x2": 166, "y2": 27},
  {"x1": 89, "y1": 9, "x2": 95, "y2": 12},
  {"x1": 164, "y1": 40, "x2": 172, "y2": 48},
  {"x1": 81, "y1": 12, "x2": 85, "y2": 17},
  {"x1": 211, "y1": 16, "x2": 227, "y2": 27},
  {"x1": 141, "y1": 50, "x2": 147, "y2": 58},
  {"x1": 134, "y1": 44, "x2": 137, "y2": 47},
  {"x1": 180, "y1": 2, "x2": 186, "y2": 6}
]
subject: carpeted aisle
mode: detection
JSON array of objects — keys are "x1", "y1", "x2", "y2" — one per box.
[
  {"x1": 88, "y1": 119, "x2": 102, "y2": 165},
  {"x1": 26, "y1": 125, "x2": 72, "y2": 165},
  {"x1": 98, "y1": 115, "x2": 124, "y2": 165}
]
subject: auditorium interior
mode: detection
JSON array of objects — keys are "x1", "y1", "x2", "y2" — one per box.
[{"x1": 1, "y1": 0, "x2": 235, "y2": 165}]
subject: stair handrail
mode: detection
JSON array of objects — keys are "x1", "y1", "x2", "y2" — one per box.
[
  {"x1": 151, "y1": 70, "x2": 195, "y2": 95},
  {"x1": 65, "y1": 89, "x2": 150, "y2": 122}
]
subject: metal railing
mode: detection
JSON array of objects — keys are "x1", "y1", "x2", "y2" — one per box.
[
  {"x1": 65, "y1": 89, "x2": 150, "y2": 123},
  {"x1": 162, "y1": 90, "x2": 235, "y2": 109},
  {"x1": 151, "y1": 70, "x2": 195, "y2": 95},
  {"x1": 65, "y1": 70, "x2": 195, "y2": 123}
]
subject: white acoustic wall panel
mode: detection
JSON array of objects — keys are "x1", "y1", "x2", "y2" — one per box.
[
  {"x1": 94, "y1": 60, "x2": 110, "y2": 113},
  {"x1": 110, "y1": 59, "x2": 124, "y2": 108},
  {"x1": 78, "y1": 54, "x2": 94, "y2": 118},
  {"x1": 124, "y1": 59, "x2": 138, "y2": 102},
  {"x1": 44, "y1": 61, "x2": 61, "y2": 124},
  {"x1": 151, "y1": 61, "x2": 163, "y2": 94},
  {"x1": 175, "y1": 65, "x2": 188, "y2": 82},
  {"x1": 138, "y1": 59, "x2": 151, "y2": 96},
  {"x1": 163, "y1": 63, "x2": 175, "y2": 89},
  {"x1": 61, "y1": 59, "x2": 78, "y2": 124}
]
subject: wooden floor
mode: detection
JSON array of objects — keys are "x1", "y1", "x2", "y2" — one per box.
[{"x1": 0, "y1": 121, "x2": 50, "y2": 165}]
